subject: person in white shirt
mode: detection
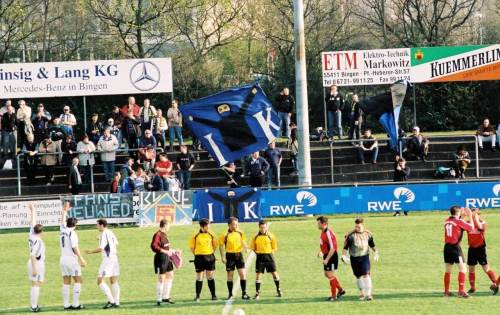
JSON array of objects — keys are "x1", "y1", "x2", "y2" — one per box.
[
  {"x1": 27, "y1": 204, "x2": 45, "y2": 313},
  {"x1": 85, "y1": 219, "x2": 121, "y2": 309},
  {"x1": 59, "y1": 106, "x2": 77, "y2": 136},
  {"x1": 60, "y1": 201, "x2": 86, "y2": 310}
]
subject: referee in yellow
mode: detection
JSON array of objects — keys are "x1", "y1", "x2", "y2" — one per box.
[
  {"x1": 219, "y1": 217, "x2": 250, "y2": 300},
  {"x1": 250, "y1": 220, "x2": 282, "y2": 300},
  {"x1": 189, "y1": 218, "x2": 219, "y2": 302}
]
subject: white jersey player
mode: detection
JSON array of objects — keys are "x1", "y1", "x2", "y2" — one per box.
[
  {"x1": 27, "y1": 204, "x2": 45, "y2": 313},
  {"x1": 86, "y1": 219, "x2": 121, "y2": 309},
  {"x1": 60, "y1": 201, "x2": 86, "y2": 310}
]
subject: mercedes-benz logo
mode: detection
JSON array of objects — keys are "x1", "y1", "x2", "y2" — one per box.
[{"x1": 129, "y1": 60, "x2": 160, "y2": 91}]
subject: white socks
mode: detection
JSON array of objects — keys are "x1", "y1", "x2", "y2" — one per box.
[
  {"x1": 362, "y1": 276, "x2": 372, "y2": 297},
  {"x1": 156, "y1": 282, "x2": 164, "y2": 302},
  {"x1": 163, "y1": 279, "x2": 173, "y2": 300},
  {"x1": 30, "y1": 286, "x2": 40, "y2": 308},
  {"x1": 356, "y1": 278, "x2": 363, "y2": 292},
  {"x1": 99, "y1": 283, "x2": 115, "y2": 304},
  {"x1": 73, "y1": 283, "x2": 81, "y2": 307},
  {"x1": 111, "y1": 283, "x2": 120, "y2": 305},
  {"x1": 62, "y1": 285, "x2": 71, "y2": 308}
]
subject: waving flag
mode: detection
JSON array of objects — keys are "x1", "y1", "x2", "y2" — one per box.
[{"x1": 180, "y1": 83, "x2": 281, "y2": 166}]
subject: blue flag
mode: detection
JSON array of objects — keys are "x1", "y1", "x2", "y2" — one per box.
[{"x1": 179, "y1": 84, "x2": 281, "y2": 166}]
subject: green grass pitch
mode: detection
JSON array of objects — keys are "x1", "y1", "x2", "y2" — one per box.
[{"x1": 1, "y1": 211, "x2": 500, "y2": 315}]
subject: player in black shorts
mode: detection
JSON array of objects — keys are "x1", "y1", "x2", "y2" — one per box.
[{"x1": 150, "y1": 220, "x2": 175, "y2": 306}]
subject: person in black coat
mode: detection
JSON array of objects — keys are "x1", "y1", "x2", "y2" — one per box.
[
  {"x1": 148, "y1": 168, "x2": 164, "y2": 191},
  {"x1": 347, "y1": 94, "x2": 362, "y2": 141},
  {"x1": 325, "y1": 84, "x2": 345, "y2": 139},
  {"x1": 394, "y1": 158, "x2": 410, "y2": 182},
  {"x1": 245, "y1": 151, "x2": 270, "y2": 187},
  {"x1": 68, "y1": 157, "x2": 82, "y2": 195},
  {"x1": 275, "y1": 87, "x2": 295, "y2": 138}
]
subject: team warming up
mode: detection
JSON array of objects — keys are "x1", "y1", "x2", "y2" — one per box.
[{"x1": 26, "y1": 202, "x2": 500, "y2": 312}]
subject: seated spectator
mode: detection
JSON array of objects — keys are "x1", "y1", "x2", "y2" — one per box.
[
  {"x1": 120, "y1": 170, "x2": 136, "y2": 193},
  {"x1": 453, "y1": 145, "x2": 471, "y2": 179},
  {"x1": 176, "y1": 145, "x2": 195, "y2": 190},
  {"x1": 289, "y1": 122, "x2": 299, "y2": 176},
  {"x1": 152, "y1": 108, "x2": 168, "y2": 149},
  {"x1": 148, "y1": 168, "x2": 164, "y2": 191},
  {"x1": 223, "y1": 162, "x2": 240, "y2": 188},
  {"x1": 167, "y1": 100, "x2": 183, "y2": 151},
  {"x1": 23, "y1": 134, "x2": 38, "y2": 184},
  {"x1": 108, "y1": 106, "x2": 123, "y2": 144},
  {"x1": 68, "y1": 157, "x2": 82, "y2": 195},
  {"x1": 138, "y1": 129, "x2": 157, "y2": 169},
  {"x1": 155, "y1": 153, "x2": 174, "y2": 190},
  {"x1": 310, "y1": 126, "x2": 327, "y2": 141},
  {"x1": 357, "y1": 129, "x2": 378, "y2": 164},
  {"x1": 32, "y1": 110, "x2": 49, "y2": 144},
  {"x1": 61, "y1": 134, "x2": 77, "y2": 166},
  {"x1": 31, "y1": 103, "x2": 51, "y2": 121},
  {"x1": 110, "y1": 172, "x2": 121, "y2": 193},
  {"x1": 476, "y1": 118, "x2": 496, "y2": 152},
  {"x1": 39, "y1": 135, "x2": 57, "y2": 186},
  {"x1": 245, "y1": 151, "x2": 269, "y2": 187},
  {"x1": 120, "y1": 157, "x2": 135, "y2": 179},
  {"x1": 122, "y1": 109, "x2": 140, "y2": 152},
  {"x1": 97, "y1": 128, "x2": 119, "y2": 182},
  {"x1": 134, "y1": 166, "x2": 149, "y2": 192},
  {"x1": 16, "y1": 100, "x2": 33, "y2": 149},
  {"x1": 76, "y1": 135, "x2": 96, "y2": 185},
  {"x1": 406, "y1": 126, "x2": 430, "y2": 161},
  {"x1": 120, "y1": 96, "x2": 140, "y2": 118},
  {"x1": 139, "y1": 98, "x2": 157, "y2": 134},
  {"x1": 87, "y1": 113, "x2": 103, "y2": 145},
  {"x1": 59, "y1": 105, "x2": 77, "y2": 136}
]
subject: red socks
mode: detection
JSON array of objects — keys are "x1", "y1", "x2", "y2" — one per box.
[
  {"x1": 487, "y1": 270, "x2": 497, "y2": 284},
  {"x1": 458, "y1": 272, "x2": 466, "y2": 293},
  {"x1": 329, "y1": 278, "x2": 337, "y2": 297},
  {"x1": 469, "y1": 272, "x2": 476, "y2": 290},
  {"x1": 444, "y1": 272, "x2": 451, "y2": 293}
]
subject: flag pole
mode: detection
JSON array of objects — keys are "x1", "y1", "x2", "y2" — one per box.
[{"x1": 293, "y1": 0, "x2": 312, "y2": 186}]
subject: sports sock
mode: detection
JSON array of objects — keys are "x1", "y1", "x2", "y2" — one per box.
[
  {"x1": 334, "y1": 277, "x2": 343, "y2": 290},
  {"x1": 273, "y1": 277, "x2": 281, "y2": 292},
  {"x1": 444, "y1": 272, "x2": 451, "y2": 293},
  {"x1": 31, "y1": 286, "x2": 40, "y2": 308},
  {"x1": 329, "y1": 278, "x2": 337, "y2": 297},
  {"x1": 469, "y1": 272, "x2": 476, "y2": 290},
  {"x1": 487, "y1": 270, "x2": 497, "y2": 284},
  {"x1": 255, "y1": 280, "x2": 261, "y2": 293},
  {"x1": 458, "y1": 272, "x2": 466, "y2": 293},
  {"x1": 195, "y1": 280, "x2": 203, "y2": 298},
  {"x1": 99, "y1": 283, "x2": 115, "y2": 304},
  {"x1": 497, "y1": 276, "x2": 500, "y2": 286},
  {"x1": 62, "y1": 285, "x2": 71, "y2": 308},
  {"x1": 356, "y1": 278, "x2": 363, "y2": 292},
  {"x1": 163, "y1": 279, "x2": 173, "y2": 300},
  {"x1": 207, "y1": 278, "x2": 216, "y2": 297},
  {"x1": 156, "y1": 282, "x2": 164, "y2": 302},
  {"x1": 111, "y1": 283, "x2": 120, "y2": 305},
  {"x1": 364, "y1": 276, "x2": 372, "y2": 297},
  {"x1": 240, "y1": 279, "x2": 247, "y2": 294},
  {"x1": 227, "y1": 281, "x2": 233, "y2": 296},
  {"x1": 73, "y1": 283, "x2": 81, "y2": 307}
]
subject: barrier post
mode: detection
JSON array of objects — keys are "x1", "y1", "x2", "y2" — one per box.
[
  {"x1": 90, "y1": 152, "x2": 95, "y2": 193},
  {"x1": 329, "y1": 139, "x2": 334, "y2": 184},
  {"x1": 17, "y1": 154, "x2": 22, "y2": 196},
  {"x1": 475, "y1": 135, "x2": 480, "y2": 178}
]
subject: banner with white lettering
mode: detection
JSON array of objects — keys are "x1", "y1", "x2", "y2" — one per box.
[
  {"x1": 139, "y1": 190, "x2": 193, "y2": 226},
  {"x1": 0, "y1": 199, "x2": 62, "y2": 229},
  {"x1": 0, "y1": 58, "x2": 172, "y2": 98},
  {"x1": 63, "y1": 193, "x2": 136, "y2": 224}
]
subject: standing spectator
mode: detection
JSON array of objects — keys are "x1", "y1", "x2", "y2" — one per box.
[
  {"x1": 108, "y1": 106, "x2": 123, "y2": 145},
  {"x1": 155, "y1": 153, "x2": 174, "y2": 190},
  {"x1": 407, "y1": 126, "x2": 430, "y2": 161},
  {"x1": 246, "y1": 151, "x2": 269, "y2": 187},
  {"x1": 87, "y1": 113, "x2": 103, "y2": 145},
  {"x1": 289, "y1": 122, "x2": 299, "y2": 176},
  {"x1": 104, "y1": 118, "x2": 121, "y2": 142},
  {"x1": 122, "y1": 110, "x2": 141, "y2": 152},
  {"x1": 393, "y1": 158, "x2": 410, "y2": 216},
  {"x1": 61, "y1": 135, "x2": 77, "y2": 166},
  {"x1": 121, "y1": 170, "x2": 136, "y2": 193},
  {"x1": 167, "y1": 100, "x2": 183, "y2": 151},
  {"x1": 120, "y1": 96, "x2": 140, "y2": 118},
  {"x1": 120, "y1": 157, "x2": 135, "y2": 179},
  {"x1": 139, "y1": 98, "x2": 157, "y2": 134},
  {"x1": 347, "y1": 94, "x2": 362, "y2": 142},
  {"x1": 39, "y1": 136, "x2": 57, "y2": 186},
  {"x1": 76, "y1": 135, "x2": 96, "y2": 185},
  {"x1": 0, "y1": 99, "x2": 11, "y2": 116},
  {"x1": 31, "y1": 103, "x2": 52, "y2": 121},
  {"x1": 263, "y1": 141, "x2": 282, "y2": 187},
  {"x1": 453, "y1": 146, "x2": 471, "y2": 179},
  {"x1": 23, "y1": 134, "x2": 38, "y2": 184},
  {"x1": 326, "y1": 84, "x2": 345, "y2": 140},
  {"x1": 152, "y1": 108, "x2": 168, "y2": 149},
  {"x1": 110, "y1": 172, "x2": 121, "y2": 193},
  {"x1": 59, "y1": 105, "x2": 77, "y2": 136},
  {"x1": 47, "y1": 117, "x2": 66, "y2": 162},
  {"x1": 275, "y1": 88, "x2": 294, "y2": 138},
  {"x1": 16, "y1": 100, "x2": 33, "y2": 148},
  {"x1": 223, "y1": 162, "x2": 239, "y2": 188},
  {"x1": 476, "y1": 118, "x2": 496, "y2": 152},
  {"x1": 138, "y1": 129, "x2": 157, "y2": 169},
  {"x1": 97, "y1": 128, "x2": 119, "y2": 182},
  {"x1": 175, "y1": 145, "x2": 195, "y2": 190},
  {"x1": 0, "y1": 103, "x2": 17, "y2": 161},
  {"x1": 32, "y1": 110, "x2": 49, "y2": 144},
  {"x1": 148, "y1": 168, "x2": 164, "y2": 191},
  {"x1": 357, "y1": 129, "x2": 378, "y2": 164},
  {"x1": 68, "y1": 157, "x2": 82, "y2": 195}
]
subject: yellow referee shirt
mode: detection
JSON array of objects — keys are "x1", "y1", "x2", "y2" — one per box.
[
  {"x1": 250, "y1": 232, "x2": 277, "y2": 254},
  {"x1": 219, "y1": 230, "x2": 246, "y2": 253},
  {"x1": 189, "y1": 230, "x2": 218, "y2": 255}
]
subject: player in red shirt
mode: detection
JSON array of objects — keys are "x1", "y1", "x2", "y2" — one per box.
[
  {"x1": 443, "y1": 206, "x2": 474, "y2": 298},
  {"x1": 316, "y1": 216, "x2": 345, "y2": 301},
  {"x1": 466, "y1": 208, "x2": 498, "y2": 294}
]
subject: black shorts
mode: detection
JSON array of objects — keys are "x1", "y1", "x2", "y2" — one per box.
[
  {"x1": 226, "y1": 253, "x2": 245, "y2": 271},
  {"x1": 255, "y1": 254, "x2": 276, "y2": 273},
  {"x1": 323, "y1": 252, "x2": 338, "y2": 272},
  {"x1": 154, "y1": 253, "x2": 173, "y2": 274},
  {"x1": 443, "y1": 243, "x2": 465, "y2": 264},
  {"x1": 467, "y1": 246, "x2": 488, "y2": 266},
  {"x1": 350, "y1": 255, "x2": 370, "y2": 278},
  {"x1": 194, "y1": 254, "x2": 216, "y2": 273}
]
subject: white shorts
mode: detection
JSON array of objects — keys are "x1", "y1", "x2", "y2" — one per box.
[
  {"x1": 27, "y1": 260, "x2": 45, "y2": 282},
  {"x1": 98, "y1": 256, "x2": 120, "y2": 278},
  {"x1": 60, "y1": 256, "x2": 82, "y2": 277}
]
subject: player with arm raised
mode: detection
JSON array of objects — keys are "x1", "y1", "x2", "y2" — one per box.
[
  {"x1": 443, "y1": 206, "x2": 474, "y2": 298},
  {"x1": 27, "y1": 204, "x2": 45, "y2": 313},
  {"x1": 85, "y1": 219, "x2": 120, "y2": 309},
  {"x1": 59, "y1": 201, "x2": 86, "y2": 310},
  {"x1": 466, "y1": 208, "x2": 498, "y2": 295},
  {"x1": 341, "y1": 217, "x2": 379, "y2": 301}
]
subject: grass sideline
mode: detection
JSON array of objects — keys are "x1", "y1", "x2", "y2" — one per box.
[{"x1": 1, "y1": 210, "x2": 500, "y2": 315}]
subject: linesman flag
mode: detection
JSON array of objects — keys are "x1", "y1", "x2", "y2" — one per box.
[{"x1": 179, "y1": 83, "x2": 281, "y2": 166}]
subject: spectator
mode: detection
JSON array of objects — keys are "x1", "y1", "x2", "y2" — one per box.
[
  {"x1": 246, "y1": 151, "x2": 269, "y2": 187},
  {"x1": 97, "y1": 128, "x2": 119, "y2": 182},
  {"x1": 152, "y1": 108, "x2": 168, "y2": 149},
  {"x1": 148, "y1": 168, "x2": 164, "y2": 191},
  {"x1": 407, "y1": 126, "x2": 430, "y2": 161},
  {"x1": 110, "y1": 172, "x2": 121, "y2": 193},
  {"x1": 275, "y1": 87, "x2": 294, "y2": 138},
  {"x1": 134, "y1": 166, "x2": 149, "y2": 192},
  {"x1": 23, "y1": 134, "x2": 38, "y2": 184},
  {"x1": 263, "y1": 141, "x2": 282, "y2": 187},
  {"x1": 32, "y1": 110, "x2": 49, "y2": 144},
  {"x1": 176, "y1": 145, "x2": 195, "y2": 190},
  {"x1": 167, "y1": 100, "x2": 183, "y2": 151},
  {"x1": 122, "y1": 109, "x2": 141, "y2": 152},
  {"x1": 121, "y1": 170, "x2": 136, "y2": 193},
  {"x1": 31, "y1": 103, "x2": 51, "y2": 121},
  {"x1": 108, "y1": 106, "x2": 123, "y2": 144},
  {"x1": 59, "y1": 105, "x2": 77, "y2": 136},
  {"x1": 104, "y1": 117, "x2": 121, "y2": 142},
  {"x1": 0, "y1": 103, "x2": 17, "y2": 161},
  {"x1": 47, "y1": 117, "x2": 66, "y2": 161},
  {"x1": 394, "y1": 157, "x2": 410, "y2": 182},
  {"x1": 87, "y1": 113, "x2": 103, "y2": 145},
  {"x1": 39, "y1": 135, "x2": 57, "y2": 186},
  {"x1": 476, "y1": 118, "x2": 496, "y2": 152},
  {"x1": 223, "y1": 162, "x2": 239, "y2": 188},
  {"x1": 347, "y1": 94, "x2": 362, "y2": 142},
  {"x1": 138, "y1": 129, "x2": 157, "y2": 169},
  {"x1": 61, "y1": 134, "x2": 77, "y2": 166},
  {"x1": 76, "y1": 134, "x2": 96, "y2": 185},
  {"x1": 155, "y1": 153, "x2": 174, "y2": 190},
  {"x1": 289, "y1": 122, "x2": 299, "y2": 176},
  {"x1": 310, "y1": 126, "x2": 327, "y2": 141},
  {"x1": 453, "y1": 145, "x2": 471, "y2": 179},
  {"x1": 68, "y1": 157, "x2": 82, "y2": 195},
  {"x1": 326, "y1": 84, "x2": 345, "y2": 140},
  {"x1": 139, "y1": 98, "x2": 157, "y2": 134},
  {"x1": 498, "y1": 123, "x2": 500, "y2": 148},
  {"x1": 120, "y1": 157, "x2": 134, "y2": 180},
  {"x1": 357, "y1": 129, "x2": 378, "y2": 164},
  {"x1": 0, "y1": 99, "x2": 11, "y2": 116},
  {"x1": 16, "y1": 100, "x2": 33, "y2": 148},
  {"x1": 120, "y1": 96, "x2": 140, "y2": 118}
]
